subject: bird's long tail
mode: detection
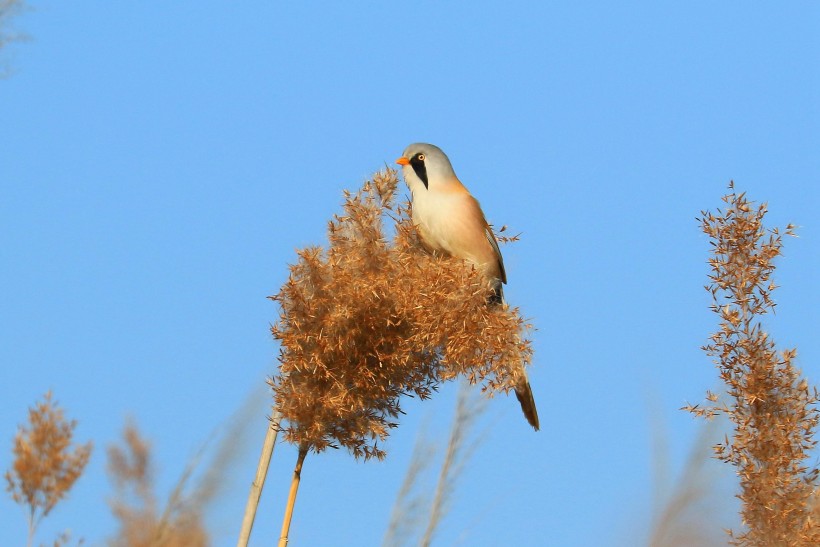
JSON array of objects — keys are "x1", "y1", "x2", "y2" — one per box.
[
  {"x1": 488, "y1": 284, "x2": 538, "y2": 430},
  {"x1": 514, "y1": 375, "x2": 540, "y2": 431}
]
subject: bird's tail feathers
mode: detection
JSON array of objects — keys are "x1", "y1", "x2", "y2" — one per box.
[{"x1": 514, "y1": 377, "x2": 540, "y2": 431}]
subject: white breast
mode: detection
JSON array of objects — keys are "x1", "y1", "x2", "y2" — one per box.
[{"x1": 411, "y1": 188, "x2": 474, "y2": 259}]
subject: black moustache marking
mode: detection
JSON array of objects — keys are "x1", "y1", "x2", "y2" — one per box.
[{"x1": 410, "y1": 154, "x2": 428, "y2": 189}]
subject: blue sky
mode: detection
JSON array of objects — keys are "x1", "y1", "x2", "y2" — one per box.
[{"x1": 2, "y1": 2, "x2": 819, "y2": 545}]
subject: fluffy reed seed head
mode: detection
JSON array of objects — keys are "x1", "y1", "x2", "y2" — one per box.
[
  {"x1": 107, "y1": 422, "x2": 209, "y2": 547},
  {"x1": 686, "y1": 184, "x2": 820, "y2": 545},
  {"x1": 269, "y1": 168, "x2": 534, "y2": 460},
  {"x1": 5, "y1": 391, "x2": 92, "y2": 538}
]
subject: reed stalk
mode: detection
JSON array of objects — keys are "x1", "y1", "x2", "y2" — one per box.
[
  {"x1": 278, "y1": 445, "x2": 308, "y2": 547},
  {"x1": 237, "y1": 409, "x2": 281, "y2": 547}
]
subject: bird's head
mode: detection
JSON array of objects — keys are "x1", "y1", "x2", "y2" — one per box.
[{"x1": 396, "y1": 143, "x2": 457, "y2": 191}]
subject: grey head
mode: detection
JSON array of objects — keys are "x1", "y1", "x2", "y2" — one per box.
[{"x1": 398, "y1": 143, "x2": 458, "y2": 190}]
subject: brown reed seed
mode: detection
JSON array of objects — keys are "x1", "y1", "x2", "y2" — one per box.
[
  {"x1": 686, "y1": 183, "x2": 820, "y2": 545},
  {"x1": 268, "y1": 168, "x2": 535, "y2": 460},
  {"x1": 5, "y1": 391, "x2": 92, "y2": 547}
]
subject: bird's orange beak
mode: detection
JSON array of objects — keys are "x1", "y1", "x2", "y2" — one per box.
[{"x1": 396, "y1": 156, "x2": 410, "y2": 166}]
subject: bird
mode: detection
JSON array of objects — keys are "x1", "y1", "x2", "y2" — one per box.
[{"x1": 396, "y1": 143, "x2": 540, "y2": 431}]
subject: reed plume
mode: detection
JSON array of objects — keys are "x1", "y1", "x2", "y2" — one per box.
[
  {"x1": 5, "y1": 391, "x2": 92, "y2": 547},
  {"x1": 269, "y1": 167, "x2": 534, "y2": 461},
  {"x1": 686, "y1": 183, "x2": 820, "y2": 545},
  {"x1": 266, "y1": 168, "x2": 534, "y2": 543},
  {"x1": 107, "y1": 422, "x2": 209, "y2": 547}
]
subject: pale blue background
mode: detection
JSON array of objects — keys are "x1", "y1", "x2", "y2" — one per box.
[{"x1": 2, "y1": 2, "x2": 819, "y2": 546}]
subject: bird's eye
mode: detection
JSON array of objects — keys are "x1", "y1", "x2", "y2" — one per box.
[{"x1": 417, "y1": 154, "x2": 425, "y2": 161}]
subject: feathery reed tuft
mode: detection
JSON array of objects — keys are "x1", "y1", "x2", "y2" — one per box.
[
  {"x1": 384, "y1": 383, "x2": 488, "y2": 547},
  {"x1": 686, "y1": 183, "x2": 820, "y2": 545},
  {"x1": 107, "y1": 422, "x2": 209, "y2": 547},
  {"x1": 5, "y1": 391, "x2": 92, "y2": 547},
  {"x1": 269, "y1": 168, "x2": 534, "y2": 460}
]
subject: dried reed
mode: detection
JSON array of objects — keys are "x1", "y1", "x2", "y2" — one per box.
[
  {"x1": 108, "y1": 392, "x2": 262, "y2": 547},
  {"x1": 277, "y1": 445, "x2": 307, "y2": 547},
  {"x1": 420, "y1": 383, "x2": 487, "y2": 547},
  {"x1": 106, "y1": 422, "x2": 210, "y2": 547},
  {"x1": 237, "y1": 408, "x2": 281, "y2": 547},
  {"x1": 649, "y1": 418, "x2": 733, "y2": 547},
  {"x1": 686, "y1": 183, "x2": 820, "y2": 545},
  {"x1": 268, "y1": 168, "x2": 535, "y2": 542},
  {"x1": 5, "y1": 391, "x2": 92, "y2": 547},
  {"x1": 382, "y1": 426, "x2": 435, "y2": 547},
  {"x1": 384, "y1": 383, "x2": 487, "y2": 547}
]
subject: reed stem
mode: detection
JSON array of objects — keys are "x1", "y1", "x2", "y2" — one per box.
[
  {"x1": 278, "y1": 445, "x2": 308, "y2": 547},
  {"x1": 236, "y1": 409, "x2": 281, "y2": 547}
]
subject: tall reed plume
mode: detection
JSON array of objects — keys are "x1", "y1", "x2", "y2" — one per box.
[{"x1": 686, "y1": 183, "x2": 820, "y2": 545}]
